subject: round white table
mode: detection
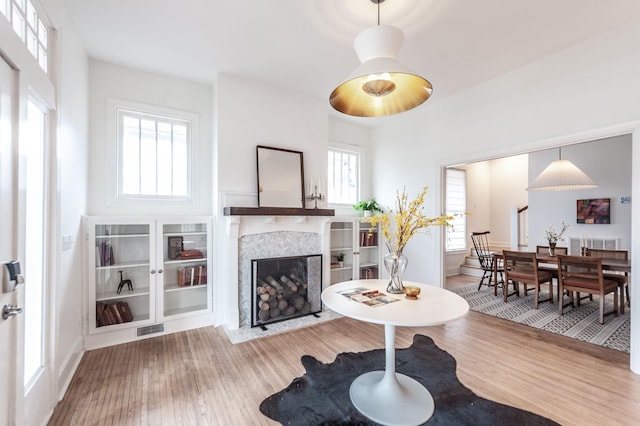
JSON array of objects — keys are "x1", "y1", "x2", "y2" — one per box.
[{"x1": 321, "y1": 279, "x2": 469, "y2": 426}]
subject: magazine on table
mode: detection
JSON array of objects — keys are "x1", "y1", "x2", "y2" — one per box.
[{"x1": 337, "y1": 287, "x2": 400, "y2": 307}]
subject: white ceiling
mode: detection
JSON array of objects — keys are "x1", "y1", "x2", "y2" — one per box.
[{"x1": 63, "y1": 0, "x2": 640, "y2": 117}]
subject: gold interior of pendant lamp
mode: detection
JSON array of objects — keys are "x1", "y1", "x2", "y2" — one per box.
[
  {"x1": 526, "y1": 147, "x2": 598, "y2": 191},
  {"x1": 329, "y1": 0, "x2": 432, "y2": 117}
]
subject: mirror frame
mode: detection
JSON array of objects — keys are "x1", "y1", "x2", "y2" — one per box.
[{"x1": 256, "y1": 145, "x2": 305, "y2": 208}]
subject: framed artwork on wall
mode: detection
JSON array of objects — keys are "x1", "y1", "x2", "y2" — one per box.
[{"x1": 576, "y1": 198, "x2": 610, "y2": 224}]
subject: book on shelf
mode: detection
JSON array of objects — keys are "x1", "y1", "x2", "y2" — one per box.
[
  {"x1": 109, "y1": 303, "x2": 124, "y2": 323},
  {"x1": 96, "y1": 301, "x2": 134, "y2": 327},
  {"x1": 360, "y1": 267, "x2": 378, "y2": 279},
  {"x1": 117, "y1": 302, "x2": 134, "y2": 322},
  {"x1": 96, "y1": 241, "x2": 115, "y2": 267},
  {"x1": 178, "y1": 265, "x2": 207, "y2": 287},
  {"x1": 359, "y1": 231, "x2": 378, "y2": 247},
  {"x1": 336, "y1": 287, "x2": 399, "y2": 307}
]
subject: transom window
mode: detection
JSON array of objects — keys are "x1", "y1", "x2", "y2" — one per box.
[
  {"x1": 328, "y1": 147, "x2": 360, "y2": 205},
  {"x1": 0, "y1": 0, "x2": 48, "y2": 73},
  {"x1": 446, "y1": 168, "x2": 467, "y2": 251},
  {"x1": 117, "y1": 108, "x2": 191, "y2": 199}
]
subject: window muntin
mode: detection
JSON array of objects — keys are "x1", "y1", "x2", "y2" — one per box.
[
  {"x1": 446, "y1": 168, "x2": 466, "y2": 251},
  {"x1": 328, "y1": 148, "x2": 359, "y2": 205},
  {"x1": 1, "y1": 0, "x2": 48, "y2": 73},
  {"x1": 118, "y1": 109, "x2": 191, "y2": 199}
]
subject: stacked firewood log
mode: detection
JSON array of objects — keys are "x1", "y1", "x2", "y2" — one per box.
[{"x1": 255, "y1": 273, "x2": 310, "y2": 322}]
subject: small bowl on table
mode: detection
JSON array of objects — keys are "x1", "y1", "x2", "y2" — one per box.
[{"x1": 403, "y1": 285, "x2": 421, "y2": 300}]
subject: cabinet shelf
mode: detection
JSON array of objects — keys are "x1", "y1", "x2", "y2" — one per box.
[
  {"x1": 164, "y1": 305, "x2": 208, "y2": 317},
  {"x1": 96, "y1": 233, "x2": 148, "y2": 239},
  {"x1": 164, "y1": 283, "x2": 208, "y2": 292},
  {"x1": 330, "y1": 266, "x2": 352, "y2": 272},
  {"x1": 164, "y1": 231, "x2": 207, "y2": 237},
  {"x1": 96, "y1": 287, "x2": 151, "y2": 302},
  {"x1": 164, "y1": 258, "x2": 206, "y2": 265},
  {"x1": 330, "y1": 246, "x2": 351, "y2": 252},
  {"x1": 96, "y1": 261, "x2": 150, "y2": 271}
]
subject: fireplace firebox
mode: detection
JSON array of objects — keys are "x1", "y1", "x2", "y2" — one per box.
[{"x1": 251, "y1": 254, "x2": 322, "y2": 328}]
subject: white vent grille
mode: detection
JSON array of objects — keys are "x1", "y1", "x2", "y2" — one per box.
[
  {"x1": 137, "y1": 323, "x2": 164, "y2": 336},
  {"x1": 569, "y1": 237, "x2": 619, "y2": 255}
]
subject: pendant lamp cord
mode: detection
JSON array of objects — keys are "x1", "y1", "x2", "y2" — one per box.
[
  {"x1": 558, "y1": 147, "x2": 562, "y2": 160},
  {"x1": 377, "y1": 1, "x2": 380, "y2": 25}
]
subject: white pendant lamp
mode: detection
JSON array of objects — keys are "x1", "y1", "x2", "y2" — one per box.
[
  {"x1": 329, "y1": 0, "x2": 432, "y2": 117},
  {"x1": 526, "y1": 147, "x2": 598, "y2": 191}
]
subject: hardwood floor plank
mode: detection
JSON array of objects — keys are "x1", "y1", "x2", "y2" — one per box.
[{"x1": 49, "y1": 291, "x2": 640, "y2": 426}]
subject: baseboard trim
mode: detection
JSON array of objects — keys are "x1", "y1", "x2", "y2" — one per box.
[{"x1": 57, "y1": 335, "x2": 84, "y2": 402}]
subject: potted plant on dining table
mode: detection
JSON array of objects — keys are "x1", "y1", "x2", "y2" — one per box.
[{"x1": 544, "y1": 220, "x2": 569, "y2": 256}]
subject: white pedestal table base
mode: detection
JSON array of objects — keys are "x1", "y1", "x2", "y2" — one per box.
[{"x1": 349, "y1": 324, "x2": 435, "y2": 426}]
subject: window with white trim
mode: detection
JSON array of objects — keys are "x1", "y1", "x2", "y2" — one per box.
[
  {"x1": 117, "y1": 108, "x2": 191, "y2": 199},
  {"x1": 0, "y1": 0, "x2": 48, "y2": 73},
  {"x1": 446, "y1": 168, "x2": 466, "y2": 251},
  {"x1": 328, "y1": 147, "x2": 359, "y2": 205}
]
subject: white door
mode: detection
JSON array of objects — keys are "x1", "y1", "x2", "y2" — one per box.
[{"x1": 0, "y1": 56, "x2": 19, "y2": 426}]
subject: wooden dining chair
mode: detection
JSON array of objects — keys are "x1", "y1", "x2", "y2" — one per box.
[
  {"x1": 536, "y1": 245, "x2": 568, "y2": 301},
  {"x1": 587, "y1": 249, "x2": 629, "y2": 314},
  {"x1": 503, "y1": 250, "x2": 554, "y2": 307},
  {"x1": 556, "y1": 255, "x2": 618, "y2": 324},
  {"x1": 470, "y1": 231, "x2": 504, "y2": 294}
]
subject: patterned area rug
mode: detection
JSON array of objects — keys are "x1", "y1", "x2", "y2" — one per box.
[{"x1": 451, "y1": 283, "x2": 630, "y2": 353}]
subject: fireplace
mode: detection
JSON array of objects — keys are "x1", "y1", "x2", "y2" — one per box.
[{"x1": 251, "y1": 254, "x2": 322, "y2": 328}]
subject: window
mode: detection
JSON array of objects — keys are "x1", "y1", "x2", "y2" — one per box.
[
  {"x1": 446, "y1": 168, "x2": 466, "y2": 251},
  {"x1": 328, "y1": 147, "x2": 359, "y2": 205},
  {"x1": 23, "y1": 99, "x2": 46, "y2": 389},
  {"x1": 117, "y1": 108, "x2": 191, "y2": 199},
  {"x1": 1, "y1": 0, "x2": 48, "y2": 73}
]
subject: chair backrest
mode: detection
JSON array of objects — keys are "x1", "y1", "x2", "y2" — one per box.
[
  {"x1": 556, "y1": 255, "x2": 606, "y2": 292},
  {"x1": 536, "y1": 245, "x2": 568, "y2": 255},
  {"x1": 503, "y1": 250, "x2": 537, "y2": 269},
  {"x1": 587, "y1": 248, "x2": 628, "y2": 260},
  {"x1": 470, "y1": 231, "x2": 494, "y2": 270}
]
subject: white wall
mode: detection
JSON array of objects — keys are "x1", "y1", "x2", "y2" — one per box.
[
  {"x1": 214, "y1": 73, "x2": 328, "y2": 326},
  {"x1": 87, "y1": 60, "x2": 213, "y2": 216},
  {"x1": 489, "y1": 154, "x2": 528, "y2": 246},
  {"x1": 370, "y1": 19, "x2": 640, "y2": 371},
  {"x1": 216, "y1": 73, "x2": 328, "y2": 207},
  {"x1": 39, "y1": 0, "x2": 90, "y2": 412},
  {"x1": 462, "y1": 155, "x2": 528, "y2": 249},
  {"x1": 328, "y1": 118, "x2": 373, "y2": 216},
  {"x1": 528, "y1": 135, "x2": 632, "y2": 251},
  {"x1": 52, "y1": 27, "x2": 89, "y2": 402}
]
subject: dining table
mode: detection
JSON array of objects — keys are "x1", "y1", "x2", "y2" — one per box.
[{"x1": 493, "y1": 251, "x2": 631, "y2": 311}]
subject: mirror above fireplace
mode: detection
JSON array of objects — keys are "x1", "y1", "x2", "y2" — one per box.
[{"x1": 257, "y1": 145, "x2": 305, "y2": 208}]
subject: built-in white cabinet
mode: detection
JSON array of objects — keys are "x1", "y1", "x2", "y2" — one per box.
[
  {"x1": 83, "y1": 216, "x2": 213, "y2": 349},
  {"x1": 328, "y1": 218, "x2": 381, "y2": 285}
]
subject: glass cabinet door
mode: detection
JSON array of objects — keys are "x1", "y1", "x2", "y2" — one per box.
[
  {"x1": 94, "y1": 223, "x2": 152, "y2": 328},
  {"x1": 329, "y1": 221, "x2": 354, "y2": 284},
  {"x1": 358, "y1": 222, "x2": 379, "y2": 279},
  {"x1": 161, "y1": 222, "x2": 210, "y2": 317}
]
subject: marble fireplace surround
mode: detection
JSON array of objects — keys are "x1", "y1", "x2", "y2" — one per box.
[{"x1": 225, "y1": 206, "x2": 334, "y2": 330}]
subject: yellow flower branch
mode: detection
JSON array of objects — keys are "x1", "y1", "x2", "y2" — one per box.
[{"x1": 363, "y1": 186, "x2": 455, "y2": 255}]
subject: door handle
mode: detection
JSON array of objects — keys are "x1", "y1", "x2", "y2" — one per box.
[{"x1": 2, "y1": 304, "x2": 22, "y2": 320}]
